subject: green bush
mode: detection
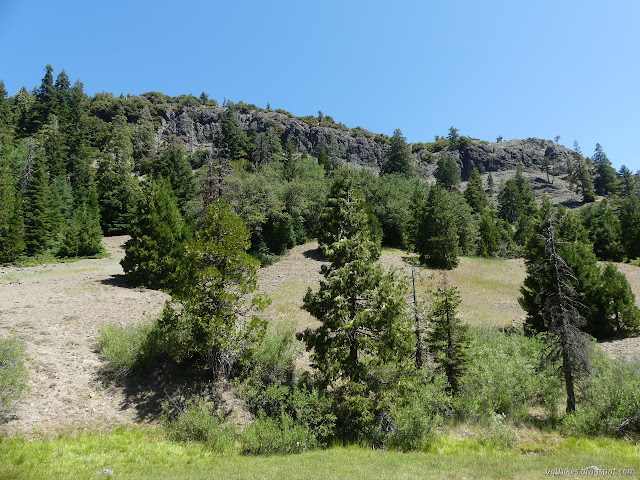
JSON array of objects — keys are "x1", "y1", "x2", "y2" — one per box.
[
  {"x1": 238, "y1": 325, "x2": 335, "y2": 443},
  {"x1": 240, "y1": 413, "x2": 317, "y2": 455},
  {"x1": 0, "y1": 335, "x2": 28, "y2": 418},
  {"x1": 456, "y1": 329, "x2": 561, "y2": 422},
  {"x1": 385, "y1": 372, "x2": 450, "y2": 452},
  {"x1": 96, "y1": 320, "x2": 169, "y2": 374},
  {"x1": 161, "y1": 398, "x2": 239, "y2": 453},
  {"x1": 563, "y1": 354, "x2": 640, "y2": 436}
]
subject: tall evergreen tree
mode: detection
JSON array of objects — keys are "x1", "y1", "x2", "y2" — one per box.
[
  {"x1": 618, "y1": 165, "x2": 636, "y2": 198},
  {"x1": 580, "y1": 201, "x2": 624, "y2": 262},
  {"x1": 0, "y1": 150, "x2": 25, "y2": 262},
  {"x1": 426, "y1": 275, "x2": 469, "y2": 394},
  {"x1": 569, "y1": 142, "x2": 595, "y2": 203},
  {"x1": 96, "y1": 111, "x2": 138, "y2": 234},
  {"x1": 220, "y1": 103, "x2": 248, "y2": 162},
  {"x1": 22, "y1": 141, "x2": 50, "y2": 255},
  {"x1": 464, "y1": 167, "x2": 487, "y2": 213},
  {"x1": 121, "y1": 178, "x2": 188, "y2": 289},
  {"x1": 519, "y1": 205, "x2": 593, "y2": 413},
  {"x1": 300, "y1": 173, "x2": 411, "y2": 438},
  {"x1": 498, "y1": 168, "x2": 536, "y2": 224},
  {"x1": 591, "y1": 263, "x2": 640, "y2": 338},
  {"x1": 381, "y1": 129, "x2": 413, "y2": 176},
  {"x1": 151, "y1": 146, "x2": 196, "y2": 211},
  {"x1": 434, "y1": 155, "x2": 460, "y2": 191},
  {"x1": 619, "y1": 194, "x2": 640, "y2": 260},
  {"x1": 592, "y1": 143, "x2": 617, "y2": 196},
  {"x1": 415, "y1": 185, "x2": 460, "y2": 269}
]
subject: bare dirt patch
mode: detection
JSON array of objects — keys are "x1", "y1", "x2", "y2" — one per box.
[{"x1": 0, "y1": 237, "x2": 168, "y2": 437}]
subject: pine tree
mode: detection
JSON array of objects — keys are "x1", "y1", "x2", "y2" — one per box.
[
  {"x1": 591, "y1": 263, "x2": 640, "y2": 338},
  {"x1": 519, "y1": 206, "x2": 593, "y2": 413},
  {"x1": 121, "y1": 178, "x2": 188, "y2": 289},
  {"x1": 0, "y1": 150, "x2": 25, "y2": 262},
  {"x1": 486, "y1": 172, "x2": 495, "y2": 199},
  {"x1": 381, "y1": 129, "x2": 413, "y2": 176},
  {"x1": 476, "y1": 209, "x2": 500, "y2": 257},
  {"x1": 160, "y1": 202, "x2": 268, "y2": 376},
  {"x1": 415, "y1": 185, "x2": 460, "y2": 269},
  {"x1": 220, "y1": 103, "x2": 248, "y2": 162},
  {"x1": 22, "y1": 141, "x2": 50, "y2": 255},
  {"x1": 580, "y1": 201, "x2": 624, "y2": 262},
  {"x1": 96, "y1": 111, "x2": 138, "y2": 234},
  {"x1": 464, "y1": 167, "x2": 487, "y2": 213},
  {"x1": 569, "y1": 142, "x2": 595, "y2": 203},
  {"x1": 619, "y1": 194, "x2": 640, "y2": 260},
  {"x1": 300, "y1": 172, "x2": 411, "y2": 438},
  {"x1": 498, "y1": 168, "x2": 536, "y2": 225},
  {"x1": 59, "y1": 182, "x2": 103, "y2": 258},
  {"x1": 521, "y1": 200, "x2": 600, "y2": 334},
  {"x1": 434, "y1": 155, "x2": 460, "y2": 191},
  {"x1": 152, "y1": 146, "x2": 196, "y2": 211},
  {"x1": 618, "y1": 165, "x2": 636, "y2": 198},
  {"x1": 592, "y1": 144, "x2": 617, "y2": 196},
  {"x1": 426, "y1": 275, "x2": 469, "y2": 394}
]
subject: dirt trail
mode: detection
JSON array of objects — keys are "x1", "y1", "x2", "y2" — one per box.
[{"x1": 0, "y1": 237, "x2": 168, "y2": 436}]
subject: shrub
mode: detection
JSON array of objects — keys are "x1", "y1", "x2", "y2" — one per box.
[
  {"x1": 385, "y1": 372, "x2": 450, "y2": 452},
  {"x1": 237, "y1": 326, "x2": 335, "y2": 443},
  {"x1": 456, "y1": 329, "x2": 561, "y2": 422},
  {"x1": 0, "y1": 335, "x2": 28, "y2": 418},
  {"x1": 563, "y1": 354, "x2": 640, "y2": 436},
  {"x1": 240, "y1": 413, "x2": 318, "y2": 455},
  {"x1": 161, "y1": 398, "x2": 238, "y2": 453},
  {"x1": 96, "y1": 320, "x2": 170, "y2": 374}
]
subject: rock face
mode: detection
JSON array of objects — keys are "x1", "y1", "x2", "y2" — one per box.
[
  {"x1": 157, "y1": 106, "x2": 391, "y2": 169},
  {"x1": 156, "y1": 104, "x2": 580, "y2": 203}
]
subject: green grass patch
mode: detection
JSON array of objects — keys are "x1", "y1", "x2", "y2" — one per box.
[
  {"x1": 0, "y1": 335, "x2": 28, "y2": 418},
  {"x1": 1, "y1": 427, "x2": 638, "y2": 480}
]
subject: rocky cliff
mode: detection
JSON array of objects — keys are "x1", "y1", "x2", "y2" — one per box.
[{"x1": 155, "y1": 104, "x2": 580, "y2": 204}]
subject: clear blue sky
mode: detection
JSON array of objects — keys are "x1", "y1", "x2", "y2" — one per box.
[{"x1": 1, "y1": 0, "x2": 639, "y2": 170}]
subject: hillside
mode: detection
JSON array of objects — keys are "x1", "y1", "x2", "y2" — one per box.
[{"x1": 154, "y1": 102, "x2": 581, "y2": 204}]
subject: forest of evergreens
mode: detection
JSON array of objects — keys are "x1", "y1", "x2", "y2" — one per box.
[{"x1": 2, "y1": 66, "x2": 640, "y2": 454}]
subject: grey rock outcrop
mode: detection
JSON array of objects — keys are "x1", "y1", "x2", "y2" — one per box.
[{"x1": 155, "y1": 104, "x2": 580, "y2": 204}]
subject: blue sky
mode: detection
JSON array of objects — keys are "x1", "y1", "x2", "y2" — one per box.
[{"x1": 1, "y1": 0, "x2": 639, "y2": 170}]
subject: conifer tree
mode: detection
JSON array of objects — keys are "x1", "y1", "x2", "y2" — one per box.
[
  {"x1": 592, "y1": 143, "x2": 617, "y2": 196},
  {"x1": 619, "y1": 194, "x2": 640, "y2": 260},
  {"x1": 300, "y1": 172, "x2": 411, "y2": 438},
  {"x1": 569, "y1": 142, "x2": 595, "y2": 203},
  {"x1": 22, "y1": 141, "x2": 50, "y2": 255},
  {"x1": 381, "y1": 129, "x2": 413, "y2": 176},
  {"x1": 434, "y1": 155, "x2": 460, "y2": 191},
  {"x1": 415, "y1": 185, "x2": 460, "y2": 269},
  {"x1": 160, "y1": 202, "x2": 268, "y2": 376},
  {"x1": 121, "y1": 178, "x2": 188, "y2": 289},
  {"x1": 0, "y1": 150, "x2": 25, "y2": 262},
  {"x1": 426, "y1": 275, "x2": 469, "y2": 394},
  {"x1": 591, "y1": 263, "x2": 640, "y2": 338},
  {"x1": 464, "y1": 167, "x2": 487, "y2": 213},
  {"x1": 476, "y1": 209, "x2": 500, "y2": 257},
  {"x1": 96, "y1": 111, "x2": 138, "y2": 234},
  {"x1": 151, "y1": 146, "x2": 196, "y2": 211},
  {"x1": 519, "y1": 205, "x2": 593, "y2": 412}
]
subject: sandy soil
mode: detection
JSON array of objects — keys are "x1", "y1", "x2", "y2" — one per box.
[{"x1": 0, "y1": 237, "x2": 169, "y2": 436}]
